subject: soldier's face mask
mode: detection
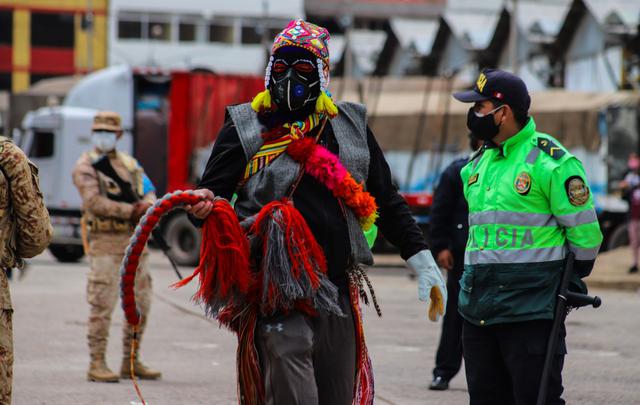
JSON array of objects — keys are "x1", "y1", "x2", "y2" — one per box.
[
  {"x1": 466, "y1": 104, "x2": 505, "y2": 141},
  {"x1": 92, "y1": 131, "x2": 118, "y2": 152},
  {"x1": 270, "y1": 49, "x2": 320, "y2": 113}
]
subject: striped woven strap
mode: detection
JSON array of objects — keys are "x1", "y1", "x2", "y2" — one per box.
[{"x1": 242, "y1": 112, "x2": 325, "y2": 181}]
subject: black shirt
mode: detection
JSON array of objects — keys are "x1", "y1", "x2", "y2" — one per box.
[{"x1": 194, "y1": 117, "x2": 428, "y2": 290}]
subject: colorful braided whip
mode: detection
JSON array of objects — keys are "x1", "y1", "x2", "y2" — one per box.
[{"x1": 120, "y1": 190, "x2": 203, "y2": 405}]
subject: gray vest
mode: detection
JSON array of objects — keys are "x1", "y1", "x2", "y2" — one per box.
[{"x1": 227, "y1": 102, "x2": 374, "y2": 266}]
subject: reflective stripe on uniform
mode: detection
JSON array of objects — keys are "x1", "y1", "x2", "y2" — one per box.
[
  {"x1": 568, "y1": 244, "x2": 599, "y2": 260},
  {"x1": 555, "y1": 209, "x2": 598, "y2": 228},
  {"x1": 469, "y1": 211, "x2": 558, "y2": 227},
  {"x1": 526, "y1": 148, "x2": 540, "y2": 164},
  {"x1": 469, "y1": 209, "x2": 598, "y2": 229},
  {"x1": 464, "y1": 245, "x2": 567, "y2": 265},
  {"x1": 473, "y1": 157, "x2": 481, "y2": 170}
]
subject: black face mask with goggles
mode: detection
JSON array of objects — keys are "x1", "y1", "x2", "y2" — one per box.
[
  {"x1": 466, "y1": 104, "x2": 505, "y2": 141},
  {"x1": 270, "y1": 50, "x2": 321, "y2": 113}
]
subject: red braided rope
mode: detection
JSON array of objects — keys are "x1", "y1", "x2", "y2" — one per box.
[
  {"x1": 120, "y1": 190, "x2": 203, "y2": 405},
  {"x1": 120, "y1": 190, "x2": 202, "y2": 326}
]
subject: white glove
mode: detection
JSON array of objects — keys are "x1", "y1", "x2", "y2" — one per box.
[{"x1": 406, "y1": 250, "x2": 447, "y2": 322}]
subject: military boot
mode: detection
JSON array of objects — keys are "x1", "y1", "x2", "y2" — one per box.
[
  {"x1": 87, "y1": 354, "x2": 119, "y2": 383},
  {"x1": 120, "y1": 357, "x2": 162, "y2": 380}
]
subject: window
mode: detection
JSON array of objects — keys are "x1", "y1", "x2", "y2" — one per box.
[
  {"x1": 148, "y1": 20, "x2": 171, "y2": 41},
  {"x1": 241, "y1": 25, "x2": 262, "y2": 45},
  {"x1": 0, "y1": 11, "x2": 11, "y2": 45},
  {"x1": 268, "y1": 28, "x2": 282, "y2": 41},
  {"x1": 31, "y1": 13, "x2": 74, "y2": 48},
  {"x1": 179, "y1": 23, "x2": 196, "y2": 42},
  {"x1": 118, "y1": 20, "x2": 143, "y2": 39},
  {"x1": 0, "y1": 74, "x2": 10, "y2": 92},
  {"x1": 209, "y1": 21, "x2": 234, "y2": 44},
  {"x1": 29, "y1": 131, "x2": 54, "y2": 158}
]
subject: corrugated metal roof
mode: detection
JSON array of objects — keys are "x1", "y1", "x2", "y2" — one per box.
[
  {"x1": 328, "y1": 34, "x2": 346, "y2": 66},
  {"x1": 585, "y1": 0, "x2": 640, "y2": 28},
  {"x1": 443, "y1": 10, "x2": 501, "y2": 50},
  {"x1": 517, "y1": 1, "x2": 571, "y2": 36},
  {"x1": 389, "y1": 18, "x2": 439, "y2": 56},
  {"x1": 350, "y1": 30, "x2": 388, "y2": 75}
]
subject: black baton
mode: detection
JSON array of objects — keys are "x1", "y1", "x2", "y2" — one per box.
[{"x1": 536, "y1": 252, "x2": 601, "y2": 405}]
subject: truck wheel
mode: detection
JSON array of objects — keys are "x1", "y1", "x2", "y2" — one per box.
[
  {"x1": 163, "y1": 213, "x2": 201, "y2": 266},
  {"x1": 49, "y1": 244, "x2": 85, "y2": 263},
  {"x1": 607, "y1": 223, "x2": 629, "y2": 251}
]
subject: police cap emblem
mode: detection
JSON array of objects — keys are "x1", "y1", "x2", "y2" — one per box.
[
  {"x1": 514, "y1": 172, "x2": 531, "y2": 195},
  {"x1": 565, "y1": 176, "x2": 589, "y2": 206}
]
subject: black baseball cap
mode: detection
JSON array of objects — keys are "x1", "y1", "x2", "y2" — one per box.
[{"x1": 453, "y1": 68, "x2": 531, "y2": 113}]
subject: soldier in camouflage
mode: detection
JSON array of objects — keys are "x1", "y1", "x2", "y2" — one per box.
[
  {"x1": 72, "y1": 112, "x2": 161, "y2": 383},
  {"x1": 0, "y1": 136, "x2": 52, "y2": 404}
]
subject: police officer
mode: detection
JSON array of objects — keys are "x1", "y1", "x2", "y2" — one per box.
[
  {"x1": 0, "y1": 136, "x2": 52, "y2": 403},
  {"x1": 453, "y1": 69, "x2": 603, "y2": 404},
  {"x1": 72, "y1": 112, "x2": 161, "y2": 383},
  {"x1": 428, "y1": 133, "x2": 482, "y2": 391}
]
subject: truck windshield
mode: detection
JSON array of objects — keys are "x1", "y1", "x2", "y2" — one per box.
[{"x1": 29, "y1": 131, "x2": 54, "y2": 158}]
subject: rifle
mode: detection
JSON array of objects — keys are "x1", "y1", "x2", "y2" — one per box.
[
  {"x1": 91, "y1": 155, "x2": 183, "y2": 280},
  {"x1": 536, "y1": 252, "x2": 601, "y2": 405}
]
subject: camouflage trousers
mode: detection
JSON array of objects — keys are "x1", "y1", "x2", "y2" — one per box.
[
  {"x1": 87, "y1": 253, "x2": 152, "y2": 360},
  {"x1": 0, "y1": 309, "x2": 12, "y2": 405}
]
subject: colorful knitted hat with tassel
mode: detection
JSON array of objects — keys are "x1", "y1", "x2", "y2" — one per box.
[{"x1": 252, "y1": 19, "x2": 338, "y2": 118}]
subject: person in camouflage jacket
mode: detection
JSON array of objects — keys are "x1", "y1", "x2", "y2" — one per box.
[{"x1": 0, "y1": 136, "x2": 52, "y2": 404}]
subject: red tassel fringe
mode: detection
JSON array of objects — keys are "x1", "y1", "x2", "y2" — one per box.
[
  {"x1": 253, "y1": 199, "x2": 327, "y2": 280},
  {"x1": 172, "y1": 199, "x2": 252, "y2": 312}
]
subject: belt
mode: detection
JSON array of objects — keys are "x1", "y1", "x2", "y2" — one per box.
[{"x1": 87, "y1": 217, "x2": 133, "y2": 233}]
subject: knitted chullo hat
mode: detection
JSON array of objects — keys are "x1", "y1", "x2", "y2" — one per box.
[{"x1": 251, "y1": 19, "x2": 338, "y2": 118}]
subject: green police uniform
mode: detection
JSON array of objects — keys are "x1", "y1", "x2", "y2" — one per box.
[{"x1": 459, "y1": 117, "x2": 603, "y2": 327}]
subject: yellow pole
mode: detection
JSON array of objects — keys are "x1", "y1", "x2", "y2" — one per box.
[{"x1": 12, "y1": 9, "x2": 30, "y2": 92}]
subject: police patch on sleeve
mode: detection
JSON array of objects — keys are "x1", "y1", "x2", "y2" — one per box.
[
  {"x1": 514, "y1": 172, "x2": 531, "y2": 195},
  {"x1": 565, "y1": 176, "x2": 589, "y2": 206},
  {"x1": 468, "y1": 173, "x2": 479, "y2": 186}
]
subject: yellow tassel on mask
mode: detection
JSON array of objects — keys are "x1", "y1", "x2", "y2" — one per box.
[
  {"x1": 315, "y1": 91, "x2": 338, "y2": 118},
  {"x1": 251, "y1": 89, "x2": 272, "y2": 113}
]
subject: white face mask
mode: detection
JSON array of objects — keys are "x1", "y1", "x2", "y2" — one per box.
[{"x1": 92, "y1": 131, "x2": 118, "y2": 152}]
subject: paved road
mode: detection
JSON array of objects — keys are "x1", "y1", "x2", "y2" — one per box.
[{"x1": 10, "y1": 251, "x2": 640, "y2": 404}]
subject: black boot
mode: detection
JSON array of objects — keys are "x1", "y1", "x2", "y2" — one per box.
[
  {"x1": 630, "y1": 265, "x2": 638, "y2": 274},
  {"x1": 429, "y1": 376, "x2": 449, "y2": 391}
]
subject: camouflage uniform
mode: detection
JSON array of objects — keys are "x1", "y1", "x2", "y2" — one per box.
[
  {"x1": 0, "y1": 137, "x2": 52, "y2": 403},
  {"x1": 72, "y1": 112, "x2": 160, "y2": 382}
]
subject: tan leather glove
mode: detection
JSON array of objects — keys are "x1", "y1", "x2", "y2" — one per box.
[{"x1": 407, "y1": 250, "x2": 448, "y2": 322}]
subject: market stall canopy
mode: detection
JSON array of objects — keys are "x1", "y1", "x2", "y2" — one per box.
[{"x1": 332, "y1": 79, "x2": 639, "y2": 153}]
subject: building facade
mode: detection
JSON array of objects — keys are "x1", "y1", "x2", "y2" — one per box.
[
  {"x1": 108, "y1": 0, "x2": 304, "y2": 75},
  {"x1": 0, "y1": 0, "x2": 108, "y2": 92}
]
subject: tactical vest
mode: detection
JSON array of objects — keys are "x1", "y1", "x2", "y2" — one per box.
[
  {"x1": 227, "y1": 102, "x2": 374, "y2": 266},
  {"x1": 85, "y1": 151, "x2": 144, "y2": 233}
]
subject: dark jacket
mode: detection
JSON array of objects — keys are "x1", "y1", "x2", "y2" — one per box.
[
  {"x1": 429, "y1": 157, "x2": 469, "y2": 273},
  {"x1": 192, "y1": 118, "x2": 428, "y2": 290}
]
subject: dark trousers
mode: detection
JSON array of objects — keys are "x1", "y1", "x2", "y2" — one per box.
[
  {"x1": 462, "y1": 319, "x2": 566, "y2": 405},
  {"x1": 255, "y1": 292, "x2": 356, "y2": 405},
  {"x1": 432, "y1": 264, "x2": 464, "y2": 380}
]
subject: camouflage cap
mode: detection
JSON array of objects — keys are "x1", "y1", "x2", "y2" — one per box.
[{"x1": 92, "y1": 111, "x2": 122, "y2": 132}]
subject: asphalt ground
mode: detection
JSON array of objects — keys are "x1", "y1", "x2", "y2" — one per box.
[{"x1": 9, "y1": 251, "x2": 640, "y2": 404}]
